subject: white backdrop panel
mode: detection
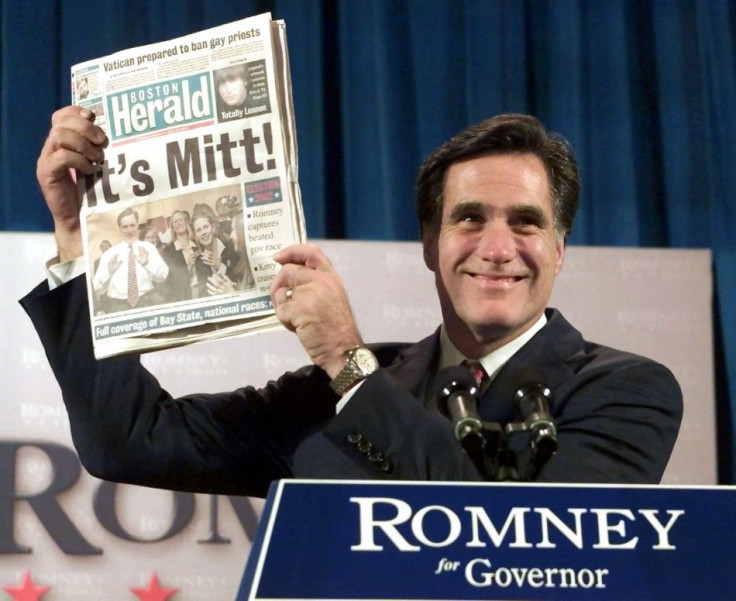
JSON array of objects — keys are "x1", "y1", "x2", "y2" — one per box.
[{"x1": 0, "y1": 233, "x2": 715, "y2": 599}]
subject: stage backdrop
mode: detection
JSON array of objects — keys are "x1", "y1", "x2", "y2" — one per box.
[
  {"x1": 1, "y1": 4, "x2": 734, "y2": 476},
  {"x1": 1, "y1": 233, "x2": 714, "y2": 599}
]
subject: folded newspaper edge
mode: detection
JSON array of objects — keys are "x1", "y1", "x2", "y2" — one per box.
[{"x1": 72, "y1": 13, "x2": 306, "y2": 358}]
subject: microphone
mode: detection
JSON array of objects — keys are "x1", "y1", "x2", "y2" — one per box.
[
  {"x1": 434, "y1": 366, "x2": 499, "y2": 480},
  {"x1": 509, "y1": 367, "x2": 558, "y2": 471},
  {"x1": 434, "y1": 366, "x2": 483, "y2": 445}
]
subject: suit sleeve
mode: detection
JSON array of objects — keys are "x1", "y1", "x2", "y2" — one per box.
[
  {"x1": 19, "y1": 276, "x2": 482, "y2": 497},
  {"x1": 19, "y1": 276, "x2": 330, "y2": 497},
  {"x1": 536, "y1": 356, "x2": 683, "y2": 484},
  {"x1": 143, "y1": 243, "x2": 169, "y2": 281},
  {"x1": 321, "y1": 372, "x2": 484, "y2": 482}
]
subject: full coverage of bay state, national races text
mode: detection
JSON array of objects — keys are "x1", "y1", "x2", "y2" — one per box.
[{"x1": 72, "y1": 12, "x2": 305, "y2": 358}]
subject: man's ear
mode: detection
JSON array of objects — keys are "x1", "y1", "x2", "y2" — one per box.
[
  {"x1": 423, "y1": 230, "x2": 438, "y2": 272},
  {"x1": 554, "y1": 235, "x2": 566, "y2": 276}
]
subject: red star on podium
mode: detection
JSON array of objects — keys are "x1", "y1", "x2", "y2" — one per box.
[
  {"x1": 130, "y1": 573, "x2": 179, "y2": 601},
  {"x1": 2, "y1": 570, "x2": 51, "y2": 601}
]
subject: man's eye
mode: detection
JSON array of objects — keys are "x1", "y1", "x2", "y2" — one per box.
[{"x1": 514, "y1": 215, "x2": 542, "y2": 228}]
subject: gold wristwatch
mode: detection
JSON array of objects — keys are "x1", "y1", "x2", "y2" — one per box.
[{"x1": 329, "y1": 346, "x2": 379, "y2": 396}]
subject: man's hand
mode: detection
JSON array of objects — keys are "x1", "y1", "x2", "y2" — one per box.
[
  {"x1": 182, "y1": 247, "x2": 197, "y2": 270},
  {"x1": 136, "y1": 245, "x2": 149, "y2": 266},
  {"x1": 108, "y1": 254, "x2": 122, "y2": 275},
  {"x1": 207, "y1": 272, "x2": 236, "y2": 296},
  {"x1": 36, "y1": 106, "x2": 108, "y2": 261},
  {"x1": 270, "y1": 244, "x2": 363, "y2": 378},
  {"x1": 200, "y1": 248, "x2": 221, "y2": 270}
]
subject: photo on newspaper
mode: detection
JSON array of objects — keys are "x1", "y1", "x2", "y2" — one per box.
[{"x1": 71, "y1": 13, "x2": 305, "y2": 358}]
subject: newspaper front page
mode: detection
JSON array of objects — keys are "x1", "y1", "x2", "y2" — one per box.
[{"x1": 72, "y1": 13, "x2": 305, "y2": 358}]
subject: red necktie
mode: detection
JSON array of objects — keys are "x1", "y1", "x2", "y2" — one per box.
[
  {"x1": 462, "y1": 360, "x2": 487, "y2": 390},
  {"x1": 127, "y1": 246, "x2": 139, "y2": 307}
]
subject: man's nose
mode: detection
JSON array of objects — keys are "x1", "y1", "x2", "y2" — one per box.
[{"x1": 477, "y1": 221, "x2": 516, "y2": 263}]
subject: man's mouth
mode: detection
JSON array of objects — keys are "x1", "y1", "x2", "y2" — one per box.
[{"x1": 469, "y1": 273, "x2": 526, "y2": 287}]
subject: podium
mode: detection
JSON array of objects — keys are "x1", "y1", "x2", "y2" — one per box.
[{"x1": 236, "y1": 480, "x2": 735, "y2": 600}]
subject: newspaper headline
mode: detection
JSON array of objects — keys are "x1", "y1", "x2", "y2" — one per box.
[{"x1": 73, "y1": 13, "x2": 305, "y2": 358}]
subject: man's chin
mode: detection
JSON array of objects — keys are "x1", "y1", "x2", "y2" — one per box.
[{"x1": 461, "y1": 309, "x2": 525, "y2": 338}]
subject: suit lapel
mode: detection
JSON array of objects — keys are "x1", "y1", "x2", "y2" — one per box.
[
  {"x1": 373, "y1": 310, "x2": 585, "y2": 423},
  {"x1": 381, "y1": 330, "x2": 441, "y2": 407},
  {"x1": 478, "y1": 309, "x2": 585, "y2": 423}
]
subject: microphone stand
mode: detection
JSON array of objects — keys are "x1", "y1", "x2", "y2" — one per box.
[{"x1": 471, "y1": 418, "x2": 556, "y2": 482}]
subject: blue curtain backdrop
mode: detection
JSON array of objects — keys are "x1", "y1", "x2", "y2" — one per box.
[{"x1": 1, "y1": 0, "x2": 734, "y2": 479}]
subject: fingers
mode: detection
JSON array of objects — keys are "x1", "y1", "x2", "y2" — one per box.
[
  {"x1": 39, "y1": 106, "x2": 108, "y2": 177},
  {"x1": 273, "y1": 244, "x2": 334, "y2": 271},
  {"x1": 270, "y1": 283, "x2": 296, "y2": 307},
  {"x1": 200, "y1": 250, "x2": 214, "y2": 266},
  {"x1": 267, "y1": 244, "x2": 364, "y2": 374},
  {"x1": 48, "y1": 105, "x2": 107, "y2": 151},
  {"x1": 137, "y1": 246, "x2": 149, "y2": 264},
  {"x1": 37, "y1": 106, "x2": 108, "y2": 261},
  {"x1": 50, "y1": 105, "x2": 96, "y2": 127},
  {"x1": 269, "y1": 244, "x2": 337, "y2": 298},
  {"x1": 207, "y1": 273, "x2": 234, "y2": 296},
  {"x1": 269, "y1": 251, "x2": 345, "y2": 331}
]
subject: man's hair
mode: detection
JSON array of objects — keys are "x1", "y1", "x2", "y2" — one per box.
[
  {"x1": 191, "y1": 203, "x2": 217, "y2": 225},
  {"x1": 415, "y1": 114, "x2": 579, "y2": 239},
  {"x1": 214, "y1": 64, "x2": 248, "y2": 87},
  {"x1": 117, "y1": 208, "x2": 139, "y2": 227}
]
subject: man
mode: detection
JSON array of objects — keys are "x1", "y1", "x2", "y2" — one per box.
[
  {"x1": 21, "y1": 107, "x2": 682, "y2": 497},
  {"x1": 91, "y1": 207, "x2": 169, "y2": 312},
  {"x1": 213, "y1": 64, "x2": 268, "y2": 121},
  {"x1": 92, "y1": 238, "x2": 111, "y2": 275},
  {"x1": 75, "y1": 77, "x2": 89, "y2": 101}
]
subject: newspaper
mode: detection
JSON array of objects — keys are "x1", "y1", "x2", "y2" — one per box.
[{"x1": 72, "y1": 13, "x2": 305, "y2": 359}]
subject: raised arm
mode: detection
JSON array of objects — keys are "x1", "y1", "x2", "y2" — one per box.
[{"x1": 36, "y1": 106, "x2": 108, "y2": 261}]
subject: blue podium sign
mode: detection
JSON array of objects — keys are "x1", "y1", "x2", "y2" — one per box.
[{"x1": 236, "y1": 481, "x2": 735, "y2": 600}]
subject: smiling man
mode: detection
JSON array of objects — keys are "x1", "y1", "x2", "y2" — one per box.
[
  {"x1": 91, "y1": 207, "x2": 169, "y2": 312},
  {"x1": 426, "y1": 152, "x2": 563, "y2": 357},
  {"x1": 22, "y1": 109, "x2": 682, "y2": 496}
]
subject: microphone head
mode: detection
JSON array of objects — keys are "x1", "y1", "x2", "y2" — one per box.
[
  {"x1": 509, "y1": 366, "x2": 549, "y2": 388},
  {"x1": 509, "y1": 367, "x2": 552, "y2": 406},
  {"x1": 507, "y1": 367, "x2": 558, "y2": 475},
  {"x1": 433, "y1": 365, "x2": 480, "y2": 402}
]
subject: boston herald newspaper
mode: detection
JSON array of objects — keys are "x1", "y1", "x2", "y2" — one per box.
[{"x1": 72, "y1": 13, "x2": 306, "y2": 359}]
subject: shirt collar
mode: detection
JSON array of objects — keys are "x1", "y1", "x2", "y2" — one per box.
[
  {"x1": 173, "y1": 238, "x2": 195, "y2": 251},
  {"x1": 438, "y1": 313, "x2": 547, "y2": 383}
]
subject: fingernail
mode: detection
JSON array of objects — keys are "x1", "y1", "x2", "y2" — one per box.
[{"x1": 80, "y1": 108, "x2": 92, "y2": 119}]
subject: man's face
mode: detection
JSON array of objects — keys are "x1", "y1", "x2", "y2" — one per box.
[
  {"x1": 118, "y1": 215, "x2": 139, "y2": 244},
  {"x1": 423, "y1": 153, "x2": 564, "y2": 355},
  {"x1": 218, "y1": 76, "x2": 247, "y2": 107},
  {"x1": 194, "y1": 217, "x2": 214, "y2": 246}
]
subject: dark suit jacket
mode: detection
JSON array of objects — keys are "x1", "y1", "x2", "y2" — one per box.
[
  {"x1": 161, "y1": 242, "x2": 195, "y2": 302},
  {"x1": 20, "y1": 275, "x2": 682, "y2": 498},
  {"x1": 193, "y1": 239, "x2": 241, "y2": 298}
]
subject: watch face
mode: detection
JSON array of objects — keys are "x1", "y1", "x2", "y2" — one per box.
[{"x1": 354, "y1": 348, "x2": 378, "y2": 372}]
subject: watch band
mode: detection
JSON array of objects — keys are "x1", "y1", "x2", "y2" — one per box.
[{"x1": 329, "y1": 346, "x2": 378, "y2": 396}]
